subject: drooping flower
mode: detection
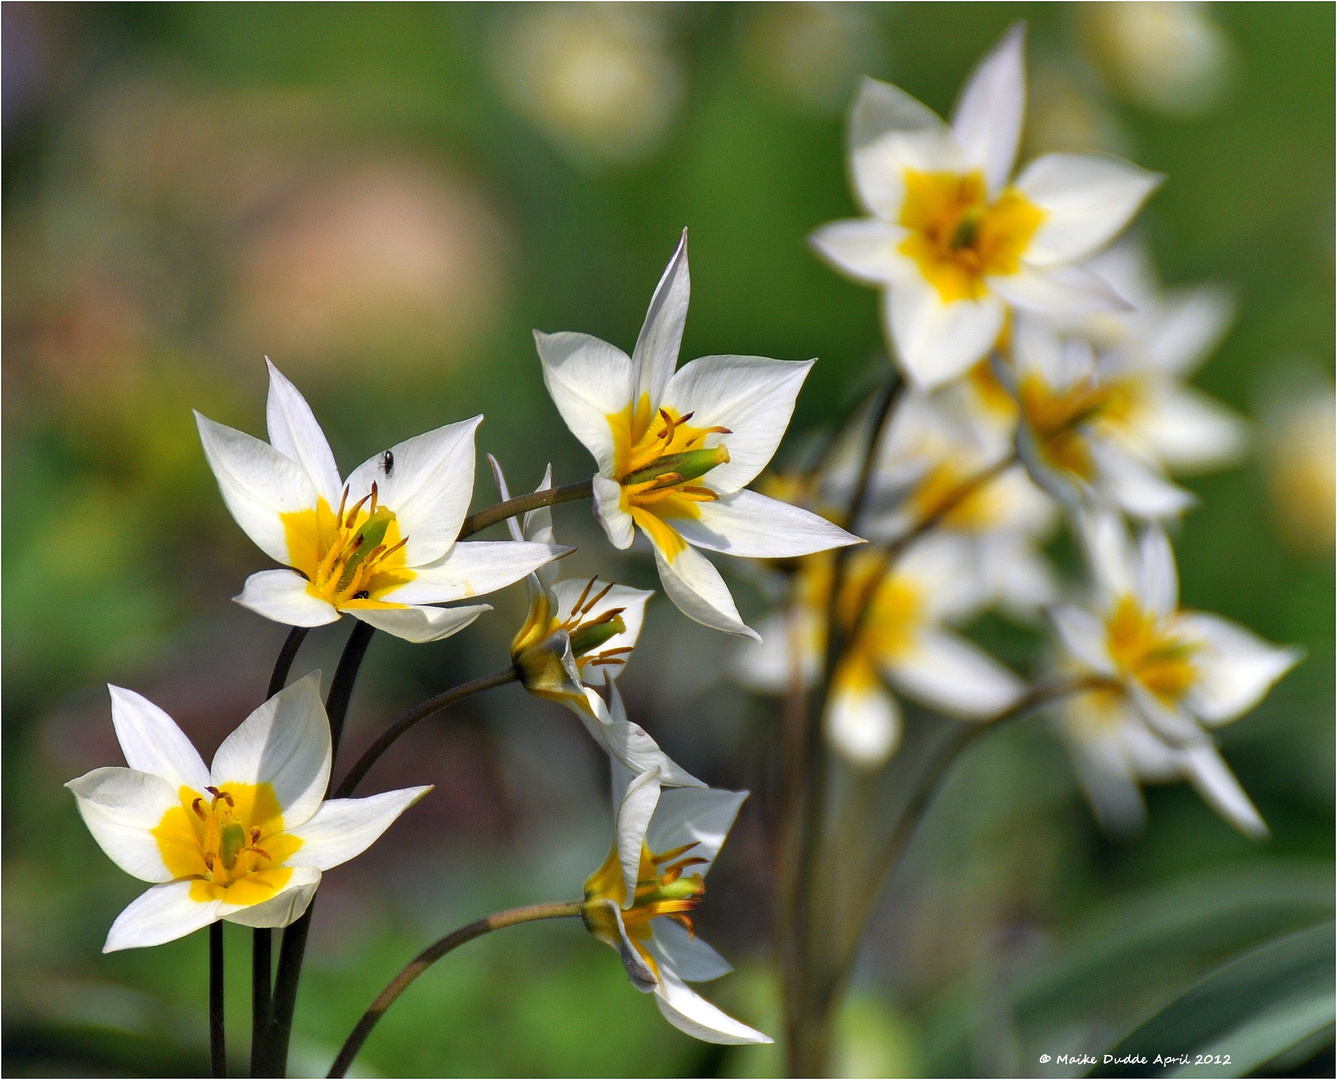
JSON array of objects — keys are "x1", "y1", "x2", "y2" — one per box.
[
  {"x1": 66, "y1": 673, "x2": 430, "y2": 951},
  {"x1": 1049, "y1": 512, "x2": 1302, "y2": 837},
  {"x1": 581, "y1": 765, "x2": 771, "y2": 1045},
  {"x1": 810, "y1": 24, "x2": 1161, "y2": 389},
  {"x1": 736, "y1": 536, "x2": 1025, "y2": 770},
  {"x1": 535, "y1": 232, "x2": 862, "y2": 640},
  {"x1": 491, "y1": 459, "x2": 701, "y2": 788},
  {"x1": 196, "y1": 360, "x2": 563, "y2": 643}
]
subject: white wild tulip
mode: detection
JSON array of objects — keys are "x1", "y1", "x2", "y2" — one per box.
[
  {"x1": 196, "y1": 360, "x2": 563, "y2": 643},
  {"x1": 536, "y1": 231, "x2": 861, "y2": 640},
  {"x1": 66, "y1": 674, "x2": 430, "y2": 951},
  {"x1": 810, "y1": 24, "x2": 1160, "y2": 389},
  {"x1": 581, "y1": 766, "x2": 771, "y2": 1045},
  {"x1": 1049, "y1": 512, "x2": 1302, "y2": 837}
]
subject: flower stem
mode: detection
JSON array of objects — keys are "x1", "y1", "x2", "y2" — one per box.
[
  {"x1": 457, "y1": 479, "x2": 593, "y2": 540},
  {"x1": 334, "y1": 666, "x2": 519, "y2": 799},
  {"x1": 210, "y1": 921, "x2": 226, "y2": 1078},
  {"x1": 326, "y1": 901, "x2": 583, "y2": 1078},
  {"x1": 325, "y1": 620, "x2": 377, "y2": 766}
]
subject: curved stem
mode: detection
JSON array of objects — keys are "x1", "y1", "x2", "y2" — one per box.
[
  {"x1": 210, "y1": 921, "x2": 226, "y2": 1077},
  {"x1": 267, "y1": 626, "x2": 311, "y2": 700},
  {"x1": 334, "y1": 666, "x2": 520, "y2": 799},
  {"x1": 457, "y1": 479, "x2": 593, "y2": 540},
  {"x1": 326, "y1": 901, "x2": 583, "y2": 1078},
  {"x1": 325, "y1": 620, "x2": 377, "y2": 767}
]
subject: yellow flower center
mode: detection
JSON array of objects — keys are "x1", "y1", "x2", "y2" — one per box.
[
  {"x1": 607, "y1": 396, "x2": 731, "y2": 558},
  {"x1": 898, "y1": 169, "x2": 1046, "y2": 303},
  {"x1": 512, "y1": 577, "x2": 633, "y2": 696},
  {"x1": 1018, "y1": 372, "x2": 1132, "y2": 481},
  {"x1": 1105, "y1": 595, "x2": 1198, "y2": 703},
  {"x1": 281, "y1": 483, "x2": 413, "y2": 610},
  {"x1": 582, "y1": 840, "x2": 708, "y2": 977},
  {"x1": 152, "y1": 782, "x2": 303, "y2": 905},
  {"x1": 908, "y1": 460, "x2": 1004, "y2": 532}
]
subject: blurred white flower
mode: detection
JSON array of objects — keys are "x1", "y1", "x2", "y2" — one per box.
[
  {"x1": 1259, "y1": 368, "x2": 1336, "y2": 554},
  {"x1": 1078, "y1": 2, "x2": 1233, "y2": 118},
  {"x1": 492, "y1": 4, "x2": 684, "y2": 165},
  {"x1": 737, "y1": 3, "x2": 884, "y2": 115},
  {"x1": 1051, "y1": 512, "x2": 1301, "y2": 837}
]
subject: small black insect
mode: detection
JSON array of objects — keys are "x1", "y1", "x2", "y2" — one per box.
[
  {"x1": 379, "y1": 450, "x2": 395, "y2": 477},
  {"x1": 352, "y1": 590, "x2": 370, "y2": 600}
]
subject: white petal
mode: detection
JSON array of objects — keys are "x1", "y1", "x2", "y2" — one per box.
[
  {"x1": 851, "y1": 128, "x2": 963, "y2": 221},
  {"x1": 107, "y1": 686, "x2": 211, "y2": 793},
  {"x1": 1015, "y1": 154, "x2": 1163, "y2": 267},
  {"x1": 633, "y1": 231, "x2": 689, "y2": 413},
  {"x1": 809, "y1": 219, "x2": 904, "y2": 284},
  {"x1": 885, "y1": 275, "x2": 1007, "y2": 390},
  {"x1": 649, "y1": 920, "x2": 733, "y2": 982},
  {"x1": 220, "y1": 865, "x2": 321, "y2": 927},
  {"x1": 652, "y1": 542, "x2": 759, "y2": 641},
  {"x1": 951, "y1": 23, "x2": 1025, "y2": 195},
  {"x1": 104, "y1": 881, "x2": 221, "y2": 952},
  {"x1": 234, "y1": 569, "x2": 341, "y2": 628},
  {"x1": 1011, "y1": 311, "x2": 1069, "y2": 384},
  {"x1": 285, "y1": 786, "x2": 432, "y2": 871},
  {"x1": 645, "y1": 786, "x2": 748, "y2": 877},
  {"x1": 848, "y1": 75, "x2": 948, "y2": 156},
  {"x1": 349, "y1": 603, "x2": 491, "y2": 644},
  {"x1": 593, "y1": 474, "x2": 636, "y2": 549},
  {"x1": 523, "y1": 464, "x2": 557, "y2": 547},
  {"x1": 654, "y1": 970, "x2": 772, "y2": 1045},
  {"x1": 825, "y1": 671, "x2": 902, "y2": 770},
  {"x1": 1180, "y1": 614, "x2": 1303, "y2": 725},
  {"x1": 552, "y1": 580, "x2": 652, "y2": 683},
  {"x1": 1049, "y1": 605, "x2": 1116, "y2": 675},
  {"x1": 210, "y1": 671, "x2": 329, "y2": 830},
  {"x1": 592, "y1": 898, "x2": 657, "y2": 992},
  {"x1": 195, "y1": 412, "x2": 319, "y2": 565},
  {"x1": 1143, "y1": 285, "x2": 1235, "y2": 376},
  {"x1": 615, "y1": 768, "x2": 663, "y2": 905},
  {"x1": 392, "y1": 540, "x2": 563, "y2": 604},
  {"x1": 1062, "y1": 728, "x2": 1148, "y2": 838},
  {"x1": 1092, "y1": 440, "x2": 1195, "y2": 520},
  {"x1": 673, "y1": 491, "x2": 861, "y2": 558},
  {"x1": 535, "y1": 330, "x2": 634, "y2": 476},
  {"x1": 1077, "y1": 507, "x2": 1138, "y2": 604},
  {"x1": 886, "y1": 628, "x2": 1025, "y2": 718},
  {"x1": 344, "y1": 416, "x2": 482, "y2": 567},
  {"x1": 565, "y1": 685, "x2": 703, "y2": 790},
  {"x1": 990, "y1": 264, "x2": 1130, "y2": 315},
  {"x1": 662, "y1": 355, "x2": 815, "y2": 493},
  {"x1": 1135, "y1": 525, "x2": 1179, "y2": 617},
  {"x1": 264, "y1": 359, "x2": 342, "y2": 508},
  {"x1": 66, "y1": 768, "x2": 178, "y2": 882},
  {"x1": 1140, "y1": 385, "x2": 1247, "y2": 473},
  {"x1": 1176, "y1": 742, "x2": 1268, "y2": 838}
]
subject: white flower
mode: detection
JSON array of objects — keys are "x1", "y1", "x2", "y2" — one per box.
[
  {"x1": 1049, "y1": 512, "x2": 1302, "y2": 837},
  {"x1": 810, "y1": 24, "x2": 1161, "y2": 389},
  {"x1": 1005, "y1": 312, "x2": 1196, "y2": 519},
  {"x1": 196, "y1": 360, "x2": 562, "y2": 643},
  {"x1": 736, "y1": 536, "x2": 1025, "y2": 770},
  {"x1": 66, "y1": 673, "x2": 430, "y2": 951},
  {"x1": 492, "y1": 459, "x2": 701, "y2": 788},
  {"x1": 535, "y1": 231, "x2": 861, "y2": 640},
  {"x1": 580, "y1": 766, "x2": 771, "y2": 1045}
]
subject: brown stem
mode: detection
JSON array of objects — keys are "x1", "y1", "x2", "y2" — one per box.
[
  {"x1": 457, "y1": 479, "x2": 593, "y2": 540},
  {"x1": 326, "y1": 901, "x2": 583, "y2": 1078}
]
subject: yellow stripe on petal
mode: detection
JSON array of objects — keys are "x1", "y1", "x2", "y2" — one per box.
[{"x1": 630, "y1": 506, "x2": 688, "y2": 561}]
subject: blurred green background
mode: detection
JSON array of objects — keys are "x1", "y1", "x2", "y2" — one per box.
[{"x1": 3, "y1": 3, "x2": 1332, "y2": 1076}]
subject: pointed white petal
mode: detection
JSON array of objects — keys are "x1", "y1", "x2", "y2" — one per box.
[
  {"x1": 633, "y1": 231, "x2": 690, "y2": 412},
  {"x1": 66, "y1": 768, "x2": 178, "y2": 882},
  {"x1": 825, "y1": 667, "x2": 902, "y2": 770},
  {"x1": 654, "y1": 970, "x2": 773, "y2": 1045},
  {"x1": 1143, "y1": 285, "x2": 1235, "y2": 376},
  {"x1": 391, "y1": 540, "x2": 563, "y2": 604},
  {"x1": 645, "y1": 786, "x2": 748, "y2": 876},
  {"x1": 885, "y1": 276, "x2": 1007, "y2": 390},
  {"x1": 1063, "y1": 728, "x2": 1148, "y2": 838},
  {"x1": 809, "y1": 219, "x2": 904, "y2": 284},
  {"x1": 849, "y1": 75, "x2": 948, "y2": 155},
  {"x1": 235, "y1": 569, "x2": 341, "y2": 628},
  {"x1": 535, "y1": 331, "x2": 635, "y2": 476},
  {"x1": 673, "y1": 491, "x2": 861, "y2": 558},
  {"x1": 1176, "y1": 742, "x2": 1268, "y2": 838},
  {"x1": 990, "y1": 263, "x2": 1130, "y2": 315},
  {"x1": 886, "y1": 628, "x2": 1024, "y2": 718},
  {"x1": 195, "y1": 412, "x2": 319, "y2": 566},
  {"x1": 523, "y1": 464, "x2": 557, "y2": 545},
  {"x1": 951, "y1": 23, "x2": 1026, "y2": 195},
  {"x1": 652, "y1": 542, "x2": 758, "y2": 641},
  {"x1": 219, "y1": 865, "x2": 321, "y2": 927},
  {"x1": 264, "y1": 359, "x2": 343, "y2": 507},
  {"x1": 210, "y1": 672, "x2": 329, "y2": 830},
  {"x1": 1015, "y1": 154, "x2": 1163, "y2": 267},
  {"x1": 1136, "y1": 525, "x2": 1179, "y2": 617},
  {"x1": 285, "y1": 786, "x2": 432, "y2": 871},
  {"x1": 349, "y1": 603, "x2": 491, "y2": 644},
  {"x1": 104, "y1": 881, "x2": 221, "y2": 952},
  {"x1": 485, "y1": 454, "x2": 525, "y2": 543},
  {"x1": 1050, "y1": 605, "x2": 1116, "y2": 675},
  {"x1": 1141, "y1": 385, "x2": 1247, "y2": 473},
  {"x1": 616, "y1": 768, "x2": 663, "y2": 905},
  {"x1": 344, "y1": 416, "x2": 481, "y2": 567},
  {"x1": 1092, "y1": 440, "x2": 1196, "y2": 520},
  {"x1": 107, "y1": 686, "x2": 211, "y2": 793},
  {"x1": 1077, "y1": 507, "x2": 1138, "y2": 605},
  {"x1": 593, "y1": 475, "x2": 636, "y2": 549},
  {"x1": 649, "y1": 919, "x2": 733, "y2": 982},
  {"x1": 564, "y1": 685, "x2": 703, "y2": 790},
  {"x1": 662, "y1": 355, "x2": 814, "y2": 494},
  {"x1": 1180, "y1": 614, "x2": 1303, "y2": 725}
]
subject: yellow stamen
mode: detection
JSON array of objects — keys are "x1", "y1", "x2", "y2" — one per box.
[
  {"x1": 1105, "y1": 595, "x2": 1198, "y2": 703},
  {"x1": 281, "y1": 488, "x2": 414, "y2": 611}
]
